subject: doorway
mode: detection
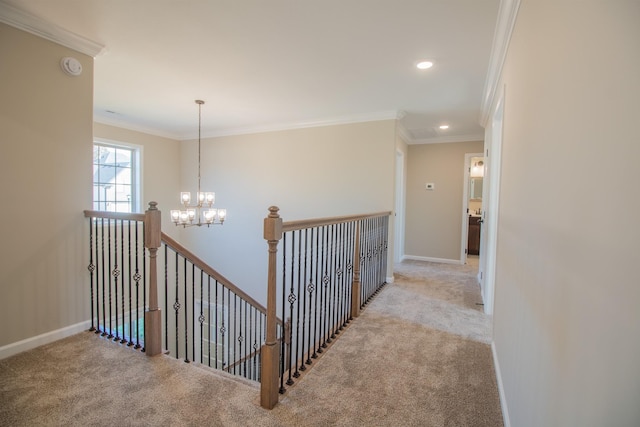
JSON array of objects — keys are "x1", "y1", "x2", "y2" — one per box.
[
  {"x1": 394, "y1": 149, "x2": 405, "y2": 264},
  {"x1": 461, "y1": 153, "x2": 484, "y2": 266}
]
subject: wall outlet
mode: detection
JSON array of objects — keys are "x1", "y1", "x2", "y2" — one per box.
[{"x1": 425, "y1": 183, "x2": 435, "y2": 190}]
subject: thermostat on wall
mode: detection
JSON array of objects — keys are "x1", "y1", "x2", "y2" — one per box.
[{"x1": 426, "y1": 183, "x2": 435, "y2": 190}]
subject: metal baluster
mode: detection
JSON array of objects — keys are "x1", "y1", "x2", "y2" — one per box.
[
  {"x1": 336, "y1": 222, "x2": 344, "y2": 334},
  {"x1": 224, "y1": 288, "x2": 235, "y2": 372},
  {"x1": 107, "y1": 219, "x2": 114, "y2": 339},
  {"x1": 199, "y1": 270, "x2": 204, "y2": 364},
  {"x1": 127, "y1": 220, "x2": 133, "y2": 346},
  {"x1": 174, "y1": 251, "x2": 179, "y2": 358},
  {"x1": 141, "y1": 225, "x2": 146, "y2": 352},
  {"x1": 286, "y1": 231, "x2": 296, "y2": 385},
  {"x1": 220, "y1": 286, "x2": 226, "y2": 370},
  {"x1": 320, "y1": 225, "x2": 328, "y2": 351},
  {"x1": 94, "y1": 219, "x2": 101, "y2": 334},
  {"x1": 306, "y1": 227, "x2": 315, "y2": 365},
  {"x1": 191, "y1": 263, "x2": 196, "y2": 363},
  {"x1": 312, "y1": 226, "x2": 319, "y2": 359},
  {"x1": 134, "y1": 222, "x2": 141, "y2": 349},
  {"x1": 184, "y1": 258, "x2": 190, "y2": 363},
  {"x1": 215, "y1": 279, "x2": 219, "y2": 369},
  {"x1": 119, "y1": 220, "x2": 126, "y2": 343},
  {"x1": 349, "y1": 221, "x2": 356, "y2": 320},
  {"x1": 236, "y1": 295, "x2": 242, "y2": 376},
  {"x1": 299, "y1": 229, "x2": 309, "y2": 371},
  {"x1": 329, "y1": 224, "x2": 337, "y2": 340},
  {"x1": 293, "y1": 230, "x2": 303, "y2": 378},
  {"x1": 164, "y1": 244, "x2": 168, "y2": 353},
  {"x1": 279, "y1": 233, "x2": 288, "y2": 393},
  {"x1": 88, "y1": 219, "x2": 96, "y2": 332},
  {"x1": 101, "y1": 218, "x2": 107, "y2": 336},
  {"x1": 207, "y1": 276, "x2": 211, "y2": 367}
]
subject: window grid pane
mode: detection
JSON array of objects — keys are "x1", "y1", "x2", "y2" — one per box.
[{"x1": 93, "y1": 143, "x2": 136, "y2": 213}]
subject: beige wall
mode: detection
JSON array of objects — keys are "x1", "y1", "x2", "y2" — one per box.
[
  {"x1": 180, "y1": 120, "x2": 397, "y2": 304},
  {"x1": 93, "y1": 123, "x2": 181, "y2": 238},
  {"x1": 405, "y1": 141, "x2": 484, "y2": 261},
  {"x1": 0, "y1": 23, "x2": 94, "y2": 347},
  {"x1": 490, "y1": 1, "x2": 640, "y2": 426}
]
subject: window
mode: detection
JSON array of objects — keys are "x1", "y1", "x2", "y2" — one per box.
[{"x1": 93, "y1": 142, "x2": 140, "y2": 212}]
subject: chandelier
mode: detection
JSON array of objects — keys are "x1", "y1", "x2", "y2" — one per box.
[{"x1": 170, "y1": 100, "x2": 226, "y2": 227}]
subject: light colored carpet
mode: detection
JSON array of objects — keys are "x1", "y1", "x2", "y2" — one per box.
[{"x1": 0, "y1": 260, "x2": 502, "y2": 426}]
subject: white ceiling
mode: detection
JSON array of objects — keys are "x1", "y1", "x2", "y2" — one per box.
[{"x1": 2, "y1": 0, "x2": 500, "y2": 142}]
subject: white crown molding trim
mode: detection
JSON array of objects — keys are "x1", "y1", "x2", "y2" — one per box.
[
  {"x1": 0, "y1": 320, "x2": 91, "y2": 360},
  {"x1": 396, "y1": 122, "x2": 413, "y2": 144},
  {"x1": 408, "y1": 134, "x2": 485, "y2": 145},
  {"x1": 479, "y1": 0, "x2": 521, "y2": 126},
  {"x1": 94, "y1": 115, "x2": 182, "y2": 141},
  {"x1": 199, "y1": 110, "x2": 400, "y2": 139},
  {"x1": 0, "y1": 2, "x2": 105, "y2": 57},
  {"x1": 96, "y1": 110, "x2": 401, "y2": 141}
]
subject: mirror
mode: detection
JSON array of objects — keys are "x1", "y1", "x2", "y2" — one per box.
[{"x1": 470, "y1": 177, "x2": 483, "y2": 200}]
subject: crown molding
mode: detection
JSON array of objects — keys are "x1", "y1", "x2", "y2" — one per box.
[
  {"x1": 396, "y1": 122, "x2": 413, "y2": 144},
  {"x1": 408, "y1": 134, "x2": 484, "y2": 145},
  {"x1": 95, "y1": 110, "x2": 402, "y2": 141},
  {"x1": 0, "y1": 2, "x2": 105, "y2": 57},
  {"x1": 94, "y1": 115, "x2": 182, "y2": 141},
  {"x1": 194, "y1": 110, "x2": 401, "y2": 139},
  {"x1": 479, "y1": 0, "x2": 521, "y2": 126}
]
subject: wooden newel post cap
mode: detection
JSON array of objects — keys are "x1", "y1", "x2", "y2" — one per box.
[
  {"x1": 268, "y1": 206, "x2": 280, "y2": 218},
  {"x1": 148, "y1": 201, "x2": 158, "y2": 211}
]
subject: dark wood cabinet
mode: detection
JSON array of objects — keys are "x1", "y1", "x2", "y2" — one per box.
[{"x1": 468, "y1": 216, "x2": 481, "y2": 255}]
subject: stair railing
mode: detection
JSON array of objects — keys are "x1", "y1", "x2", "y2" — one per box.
[
  {"x1": 84, "y1": 202, "x2": 282, "y2": 383},
  {"x1": 260, "y1": 206, "x2": 391, "y2": 409}
]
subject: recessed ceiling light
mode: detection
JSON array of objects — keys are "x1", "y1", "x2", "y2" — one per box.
[
  {"x1": 439, "y1": 125, "x2": 449, "y2": 130},
  {"x1": 416, "y1": 61, "x2": 434, "y2": 70}
]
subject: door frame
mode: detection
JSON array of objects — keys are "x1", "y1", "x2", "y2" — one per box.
[{"x1": 479, "y1": 86, "x2": 505, "y2": 315}]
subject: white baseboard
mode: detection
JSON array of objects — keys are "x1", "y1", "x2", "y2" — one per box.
[
  {"x1": 386, "y1": 275, "x2": 394, "y2": 284},
  {"x1": 402, "y1": 255, "x2": 463, "y2": 265},
  {"x1": 491, "y1": 341, "x2": 511, "y2": 427},
  {"x1": 0, "y1": 320, "x2": 91, "y2": 360}
]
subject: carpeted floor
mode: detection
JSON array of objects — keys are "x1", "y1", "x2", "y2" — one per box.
[{"x1": 0, "y1": 259, "x2": 503, "y2": 426}]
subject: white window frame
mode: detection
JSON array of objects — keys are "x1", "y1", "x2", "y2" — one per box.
[{"x1": 93, "y1": 139, "x2": 143, "y2": 213}]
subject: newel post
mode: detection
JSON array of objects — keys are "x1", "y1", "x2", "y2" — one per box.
[
  {"x1": 351, "y1": 221, "x2": 362, "y2": 318},
  {"x1": 144, "y1": 201, "x2": 162, "y2": 356},
  {"x1": 261, "y1": 206, "x2": 283, "y2": 409}
]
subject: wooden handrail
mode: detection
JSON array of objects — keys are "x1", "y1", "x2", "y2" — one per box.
[
  {"x1": 282, "y1": 211, "x2": 392, "y2": 232},
  {"x1": 83, "y1": 210, "x2": 146, "y2": 221},
  {"x1": 161, "y1": 232, "x2": 271, "y2": 319}
]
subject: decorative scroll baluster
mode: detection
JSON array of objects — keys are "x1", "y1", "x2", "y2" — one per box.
[
  {"x1": 95, "y1": 219, "x2": 102, "y2": 335},
  {"x1": 305, "y1": 228, "x2": 314, "y2": 366},
  {"x1": 174, "y1": 251, "x2": 179, "y2": 358},
  {"x1": 127, "y1": 220, "x2": 133, "y2": 346},
  {"x1": 88, "y1": 220, "x2": 96, "y2": 332},
  {"x1": 199, "y1": 270, "x2": 204, "y2": 364},
  {"x1": 184, "y1": 258, "x2": 189, "y2": 363},
  {"x1": 134, "y1": 222, "x2": 142, "y2": 349},
  {"x1": 279, "y1": 233, "x2": 287, "y2": 394},
  {"x1": 207, "y1": 276, "x2": 212, "y2": 367},
  {"x1": 312, "y1": 227, "x2": 319, "y2": 360}
]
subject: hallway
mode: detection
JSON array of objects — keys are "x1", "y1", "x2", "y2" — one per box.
[{"x1": 0, "y1": 260, "x2": 502, "y2": 426}]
